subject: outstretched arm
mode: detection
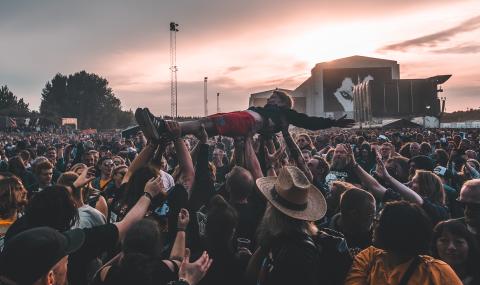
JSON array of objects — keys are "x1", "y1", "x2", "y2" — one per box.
[{"x1": 287, "y1": 110, "x2": 355, "y2": 130}]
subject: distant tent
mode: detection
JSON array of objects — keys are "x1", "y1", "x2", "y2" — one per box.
[{"x1": 381, "y1": 118, "x2": 422, "y2": 129}]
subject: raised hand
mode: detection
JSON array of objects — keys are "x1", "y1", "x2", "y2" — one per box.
[
  {"x1": 195, "y1": 124, "x2": 208, "y2": 144},
  {"x1": 264, "y1": 144, "x2": 286, "y2": 168},
  {"x1": 344, "y1": 143, "x2": 357, "y2": 165},
  {"x1": 144, "y1": 175, "x2": 167, "y2": 199},
  {"x1": 374, "y1": 150, "x2": 390, "y2": 180},
  {"x1": 73, "y1": 166, "x2": 96, "y2": 188},
  {"x1": 165, "y1": 120, "x2": 182, "y2": 139},
  {"x1": 334, "y1": 115, "x2": 355, "y2": 128},
  {"x1": 179, "y1": 249, "x2": 213, "y2": 285},
  {"x1": 177, "y1": 208, "x2": 190, "y2": 231}
]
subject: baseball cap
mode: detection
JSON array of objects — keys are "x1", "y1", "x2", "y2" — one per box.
[
  {"x1": 378, "y1": 135, "x2": 389, "y2": 142},
  {"x1": 0, "y1": 227, "x2": 85, "y2": 285}
]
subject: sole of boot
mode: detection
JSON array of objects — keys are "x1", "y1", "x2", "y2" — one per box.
[{"x1": 135, "y1": 108, "x2": 160, "y2": 141}]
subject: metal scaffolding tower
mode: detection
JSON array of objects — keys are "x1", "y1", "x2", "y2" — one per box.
[
  {"x1": 216, "y1": 92, "x2": 220, "y2": 113},
  {"x1": 204, "y1": 77, "x2": 208, "y2": 116},
  {"x1": 170, "y1": 22, "x2": 179, "y2": 117}
]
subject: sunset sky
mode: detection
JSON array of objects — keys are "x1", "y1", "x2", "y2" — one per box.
[{"x1": 1, "y1": 0, "x2": 479, "y2": 116}]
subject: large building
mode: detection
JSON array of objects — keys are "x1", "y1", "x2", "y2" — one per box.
[{"x1": 249, "y1": 55, "x2": 450, "y2": 122}]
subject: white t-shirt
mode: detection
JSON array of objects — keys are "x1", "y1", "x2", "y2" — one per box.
[
  {"x1": 161, "y1": 170, "x2": 175, "y2": 192},
  {"x1": 74, "y1": 205, "x2": 107, "y2": 229}
]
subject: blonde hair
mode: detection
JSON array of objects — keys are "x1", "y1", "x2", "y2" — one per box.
[{"x1": 414, "y1": 170, "x2": 445, "y2": 205}]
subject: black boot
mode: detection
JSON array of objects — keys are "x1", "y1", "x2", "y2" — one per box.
[{"x1": 134, "y1": 108, "x2": 166, "y2": 141}]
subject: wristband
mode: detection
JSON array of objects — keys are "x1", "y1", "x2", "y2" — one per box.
[
  {"x1": 143, "y1": 192, "x2": 153, "y2": 200},
  {"x1": 177, "y1": 228, "x2": 186, "y2": 232}
]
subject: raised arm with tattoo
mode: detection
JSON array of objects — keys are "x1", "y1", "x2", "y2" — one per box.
[
  {"x1": 281, "y1": 130, "x2": 313, "y2": 181},
  {"x1": 115, "y1": 175, "x2": 167, "y2": 240},
  {"x1": 374, "y1": 150, "x2": 423, "y2": 205}
]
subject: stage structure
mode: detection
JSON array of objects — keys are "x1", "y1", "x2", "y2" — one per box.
[
  {"x1": 249, "y1": 56, "x2": 451, "y2": 124},
  {"x1": 353, "y1": 75, "x2": 451, "y2": 123}
]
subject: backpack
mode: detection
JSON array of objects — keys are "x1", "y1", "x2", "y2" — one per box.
[{"x1": 258, "y1": 229, "x2": 352, "y2": 285}]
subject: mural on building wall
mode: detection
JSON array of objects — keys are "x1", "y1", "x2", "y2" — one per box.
[{"x1": 323, "y1": 67, "x2": 392, "y2": 112}]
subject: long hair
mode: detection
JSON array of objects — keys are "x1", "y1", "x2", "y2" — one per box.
[
  {"x1": 0, "y1": 176, "x2": 24, "y2": 219},
  {"x1": 414, "y1": 170, "x2": 445, "y2": 205},
  {"x1": 206, "y1": 195, "x2": 238, "y2": 254},
  {"x1": 256, "y1": 204, "x2": 315, "y2": 247}
]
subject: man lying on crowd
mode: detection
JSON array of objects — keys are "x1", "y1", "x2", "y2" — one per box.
[{"x1": 135, "y1": 89, "x2": 354, "y2": 143}]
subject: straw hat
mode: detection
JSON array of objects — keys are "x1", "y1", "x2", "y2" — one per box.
[{"x1": 256, "y1": 166, "x2": 327, "y2": 221}]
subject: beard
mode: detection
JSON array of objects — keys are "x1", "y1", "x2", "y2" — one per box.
[{"x1": 330, "y1": 155, "x2": 351, "y2": 171}]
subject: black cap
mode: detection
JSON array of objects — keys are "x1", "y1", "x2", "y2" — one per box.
[{"x1": 0, "y1": 227, "x2": 85, "y2": 285}]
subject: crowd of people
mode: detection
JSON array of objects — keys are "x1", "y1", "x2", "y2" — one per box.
[{"x1": 0, "y1": 92, "x2": 480, "y2": 285}]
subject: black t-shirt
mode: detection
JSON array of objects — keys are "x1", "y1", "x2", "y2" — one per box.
[
  {"x1": 215, "y1": 164, "x2": 230, "y2": 184},
  {"x1": 68, "y1": 224, "x2": 119, "y2": 285},
  {"x1": 198, "y1": 250, "x2": 246, "y2": 285},
  {"x1": 107, "y1": 184, "x2": 127, "y2": 223},
  {"x1": 263, "y1": 232, "x2": 321, "y2": 285},
  {"x1": 233, "y1": 202, "x2": 261, "y2": 243},
  {"x1": 166, "y1": 184, "x2": 189, "y2": 243}
]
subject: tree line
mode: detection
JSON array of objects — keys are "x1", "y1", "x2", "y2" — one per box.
[{"x1": 0, "y1": 71, "x2": 134, "y2": 129}]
